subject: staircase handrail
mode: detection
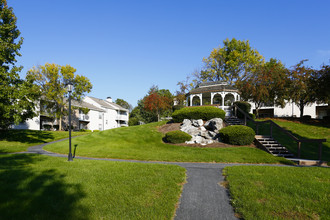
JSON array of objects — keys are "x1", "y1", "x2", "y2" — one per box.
[{"x1": 232, "y1": 104, "x2": 326, "y2": 160}]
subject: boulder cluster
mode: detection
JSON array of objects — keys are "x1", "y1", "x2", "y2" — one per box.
[{"x1": 180, "y1": 118, "x2": 223, "y2": 145}]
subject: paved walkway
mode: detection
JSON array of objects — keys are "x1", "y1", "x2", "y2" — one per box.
[{"x1": 23, "y1": 139, "x2": 290, "y2": 220}]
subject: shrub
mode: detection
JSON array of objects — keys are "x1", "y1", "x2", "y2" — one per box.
[
  {"x1": 323, "y1": 116, "x2": 330, "y2": 121},
  {"x1": 43, "y1": 124, "x2": 52, "y2": 130},
  {"x1": 128, "y1": 117, "x2": 139, "y2": 126},
  {"x1": 219, "y1": 125, "x2": 255, "y2": 145},
  {"x1": 172, "y1": 106, "x2": 225, "y2": 123},
  {"x1": 80, "y1": 129, "x2": 91, "y2": 132},
  {"x1": 249, "y1": 113, "x2": 256, "y2": 120},
  {"x1": 172, "y1": 104, "x2": 185, "y2": 112},
  {"x1": 164, "y1": 130, "x2": 192, "y2": 144},
  {"x1": 302, "y1": 115, "x2": 311, "y2": 120},
  {"x1": 93, "y1": 130, "x2": 100, "y2": 132},
  {"x1": 53, "y1": 125, "x2": 59, "y2": 130},
  {"x1": 234, "y1": 101, "x2": 251, "y2": 119}
]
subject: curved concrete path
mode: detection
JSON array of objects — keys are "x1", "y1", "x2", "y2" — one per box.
[{"x1": 24, "y1": 139, "x2": 290, "y2": 220}]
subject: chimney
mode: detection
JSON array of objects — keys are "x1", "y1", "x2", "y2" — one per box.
[{"x1": 106, "y1": 97, "x2": 112, "y2": 103}]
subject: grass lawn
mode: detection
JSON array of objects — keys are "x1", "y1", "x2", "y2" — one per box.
[
  {"x1": 248, "y1": 119, "x2": 330, "y2": 162},
  {"x1": 223, "y1": 166, "x2": 330, "y2": 220},
  {"x1": 0, "y1": 154, "x2": 185, "y2": 219},
  {"x1": 0, "y1": 130, "x2": 90, "y2": 153},
  {"x1": 44, "y1": 122, "x2": 293, "y2": 164}
]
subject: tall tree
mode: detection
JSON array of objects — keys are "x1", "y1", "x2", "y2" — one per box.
[
  {"x1": 197, "y1": 38, "x2": 264, "y2": 85},
  {"x1": 27, "y1": 63, "x2": 92, "y2": 130},
  {"x1": 314, "y1": 64, "x2": 330, "y2": 105},
  {"x1": 0, "y1": 0, "x2": 40, "y2": 129},
  {"x1": 288, "y1": 60, "x2": 316, "y2": 119},
  {"x1": 144, "y1": 86, "x2": 173, "y2": 122},
  {"x1": 238, "y1": 58, "x2": 288, "y2": 118},
  {"x1": 115, "y1": 98, "x2": 133, "y2": 112}
]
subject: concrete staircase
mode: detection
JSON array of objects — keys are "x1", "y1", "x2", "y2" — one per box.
[
  {"x1": 224, "y1": 116, "x2": 244, "y2": 126},
  {"x1": 255, "y1": 135, "x2": 294, "y2": 158}
]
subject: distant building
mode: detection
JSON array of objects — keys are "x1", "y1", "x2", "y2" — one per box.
[{"x1": 12, "y1": 96, "x2": 129, "y2": 131}]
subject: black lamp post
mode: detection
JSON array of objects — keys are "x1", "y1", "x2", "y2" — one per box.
[{"x1": 67, "y1": 82, "x2": 73, "y2": 161}]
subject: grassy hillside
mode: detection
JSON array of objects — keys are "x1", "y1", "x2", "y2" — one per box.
[
  {"x1": 45, "y1": 122, "x2": 292, "y2": 164},
  {"x1": 249, "y1": 119, "x2": 330, "y2": 162},
  {"x1": 0, "y1": 130, "x2": 90, "y2": 153}
]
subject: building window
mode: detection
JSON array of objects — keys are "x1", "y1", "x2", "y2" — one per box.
[
  {"x1": 99, "y1": 112, "x2": 102, "y2": 119},
  {"x1": 99, "y1": 124, "x2": 102, "y2": 131},
  {"x1": 106, "y1": 120, "x2": 108, "y2": 125}
]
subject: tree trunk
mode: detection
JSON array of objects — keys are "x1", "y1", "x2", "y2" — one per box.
[
  {"x1": 299, "y1": 99, "x2": 304, "y2": 119},
  {"x1": 59, "y1": 116, "x2": 62, "y2": 131}
]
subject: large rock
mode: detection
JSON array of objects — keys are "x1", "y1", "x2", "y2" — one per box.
[
  {"x1": 181, "y1": 126, "x2": 200, "y2": 136},
  {"x1": 192, "y1": 119, "x2": 204, "y2": 127},
  {"x1": 181, "y1": 118, "x2": 220, "y2": 145},
  {"x1": 204, "y1": 118, "x2": 223, "y2": 131}
]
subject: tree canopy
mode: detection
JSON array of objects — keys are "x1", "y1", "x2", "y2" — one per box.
[
  {"x1": 0, "y1": 0, "x2": 40, "y2": 129},
  {"x1": 197, "y1": 38, "x2": 264, "y2": 85},
  {"x1": 288, "y1": 60, "x2": 316, "y2": 118},
  {"x1": 27, "y1": 63, "x2": 92, "y2": 130},
  {"x1": 238, "y1": 58, "x2": 288, "y2": 118},
  {"x1": 115, "y1": 98, "x2": 132, "y2": 112}
]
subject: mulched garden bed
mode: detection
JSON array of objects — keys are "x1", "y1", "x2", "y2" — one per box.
[{"x1": 158, "y1": 122, "x2": 255, "y2": 148}]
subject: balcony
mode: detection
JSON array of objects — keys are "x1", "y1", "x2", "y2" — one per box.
[
  {"x1": 79, "y1": 114, "x2": 90, "y2": 121},
  {"x1": 116, "y1": 115, "x2": 128, "y2": 120}
]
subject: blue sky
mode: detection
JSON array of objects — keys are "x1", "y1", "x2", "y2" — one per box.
[{"x1": 10, "y1": 0, "x2": 330, "y2": 107}]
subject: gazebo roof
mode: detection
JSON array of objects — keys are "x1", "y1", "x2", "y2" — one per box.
[{"x1": 188, "y1": 81, "x2": 239, "y2": 95}]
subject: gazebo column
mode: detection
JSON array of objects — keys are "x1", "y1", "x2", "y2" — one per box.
[
  {"x1": 190, "y1": 95, "x2": 193, "y2": 106},
  {"x1": 221, "y1": 93, "x2": 225, "y2": 110},
  {"x1": 200, "y1": 94, "x2": 202, "y2": 106},
  {"x1": 211, "y1": 92, "x2": 215, "y2": 105}
]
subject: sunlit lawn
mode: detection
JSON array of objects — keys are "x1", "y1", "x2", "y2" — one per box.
[
  {"x1": 0, "y1": 130, "x2": 90, "y2": 153},
  {"x1": 224, "y1": 166, "x2": 330, "y2": 220},
  {"x1": 44, "y1": 122, "x2": 292, "y2": 164},
  {"x1": 0, "y1": 154, "x2": 185, "y2": 219}
]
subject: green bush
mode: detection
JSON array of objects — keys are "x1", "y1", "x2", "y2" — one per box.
[
  {"x1": 172, "y1": 106, "x2": 225, "y2": 123},
  {"x1": 219, "y1": 125, "x2": 255, "y2": 145},
  {"x1": 172, "y1": 104, "x2": 185, "y2": 112},
  {"x1": 249, "y1": 113, "x2": 256, "y2": 120},
  {"x1": 42, "y1": 124, "x2": 52, "y2": 130},
  {"x1": 53, "y1": 125, "x2": 59, "y2": 130},
  {"x1": 164, "y1": 130, "x2": 192, "y2": 144},
  {"x1": 128, "y1": 117, "x2": 139, "y2": 126},
  {"x1": 93, "y1": 130, "x2": 100, "y2": 132},
  {"x1": 234, "y1": 101, "x2": 251, "y2": 119}
]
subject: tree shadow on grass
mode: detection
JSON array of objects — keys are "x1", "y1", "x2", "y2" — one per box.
[
  {"x1": 0, "y1": 154, "x2": 89, "y2": 220},
  {"x1": 0, "y1": 130, "x2": 55, "y2": 145}
]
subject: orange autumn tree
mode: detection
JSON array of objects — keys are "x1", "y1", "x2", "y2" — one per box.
[{"x1": 144, "y1": 86, "x2": 172, "y2": 122}]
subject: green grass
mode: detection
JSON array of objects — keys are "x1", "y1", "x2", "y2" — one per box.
[
  {"x1": 44, "y1": 122, "x2": 293, "y2": 164},
  {"x1": 0, "y1": 130, "x2": 90, "y2": 153},
  {"x1": 0, "y1": 154, "x2": 185, "y2": 219},
  {"x1": 248, "y1": 119, "x2": 330, "y2": 162},
  {"x1": 224, "y1": 166, "x2": 330, "y2": 220}
]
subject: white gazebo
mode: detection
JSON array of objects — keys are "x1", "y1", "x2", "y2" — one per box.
[{"x1": 186, "y1": 81, "x2": 240, "y2": 116}]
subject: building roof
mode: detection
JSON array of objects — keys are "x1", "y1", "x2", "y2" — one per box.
[
  {"x1": 188, "y1": 81, "x2": 239, "y2": 95},
  {"x1": 71, "y1": 99, "x2": 105, "y2": 112},
  {"x1": 87, "y1": 96, "x2": 129, "y2": 111}
]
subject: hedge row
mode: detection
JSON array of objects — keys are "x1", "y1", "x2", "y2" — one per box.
[
  {"x1": 165, "y1": 130, "x2": 192, "y2": 144},
  {"x1": 172, "y1": 106, "x2": 226, "y2": 123},
  {"x1": 219, "y1": 125, "x2": 255, "y2": 145}
]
